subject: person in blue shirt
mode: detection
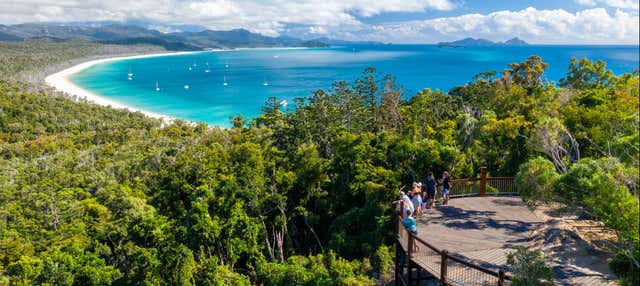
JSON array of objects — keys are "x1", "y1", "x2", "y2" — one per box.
[
  {"x1": 423, "y1": 172, "x2": 437, "y2": 208},
  {"x1": 402, "y1": 209, "x2": 420, "y2": 251},
  {"x1": 402, "y1": 210, "x2": 418, "y2": 235}
]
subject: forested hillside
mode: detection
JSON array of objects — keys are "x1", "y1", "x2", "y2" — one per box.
[
  {"x1": 0, "y1": 42, "x2": 638, "y2": 285},
  {"x1": 0, "y1": 39, "x2": 165, "y2": 83}
]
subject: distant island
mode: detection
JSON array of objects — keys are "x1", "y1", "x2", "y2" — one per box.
[{"x1": 437, "y1": 37, "x2": 528, "y2": 48}]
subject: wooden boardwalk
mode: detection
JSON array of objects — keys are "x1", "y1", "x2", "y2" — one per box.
[
  {"x1": 401, "y1": 196, "x2": 616, "y2": 286},
  {"x1": 415, "y1": 197, "x2": 541, "y2": 273}
]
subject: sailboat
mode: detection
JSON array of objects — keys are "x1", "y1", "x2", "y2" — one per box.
[
  {"x1": 127, "y1": 67, "x2": 133, "y2": 77},
  {"x1": 262, "y1": 77, "x2": 269, "y2": 86},
  {"x1": 204, "y1": 63, "x2": 210, "y2": 73},
  {"x1": 155, "y1": 82, "x2": 160, "y2": 91},
  {"x1": 223, "y1": 76, "x2": 228, "y2": 86}
]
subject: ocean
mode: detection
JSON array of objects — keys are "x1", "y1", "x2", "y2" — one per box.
[{"x1": 71, "y1": 45, "x2": 640, "y2": 126}]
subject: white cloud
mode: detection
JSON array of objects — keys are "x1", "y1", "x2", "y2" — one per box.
[
  {"x1": 308, "y1": 26, "x2": 328, "y2": 34},
  {"x1": 0, "y1": 1, "x2": 637, "y2": 44},
  {"x1": 0, "y1": 0, "x2": 455, "y2": 36},
  {"x1": 360, "y1": 7, "x2": 640, "y2": 44},
  {"x1": 575, "y1": 0, "x2": 639, "y2": 10}
]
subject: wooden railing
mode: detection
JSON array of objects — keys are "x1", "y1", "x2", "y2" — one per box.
[
  {"x1": 395, "y1": 168, "x2": 516, "y2": 286},
  {"x1": 396, "y1": 216, "x2": 512, "y2": 286},
  {"x1": 449, "y1": 167, "x2": 517, "y2": 198}
]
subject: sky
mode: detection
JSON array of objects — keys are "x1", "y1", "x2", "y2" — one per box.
[{"x1": 0, "y1": 0, "x2": 638, "y2": 44}]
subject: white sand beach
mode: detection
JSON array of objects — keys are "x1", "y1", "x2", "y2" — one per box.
[
  {"x1": 44, "y1": 47, "x2": 303, "y2": 124},
  {"x1": 45, "y1": 51, "x2": 202, "y2": 122}
]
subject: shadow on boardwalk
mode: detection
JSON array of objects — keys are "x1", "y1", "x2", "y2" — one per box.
[{"x1": 412, "y1": 197, "x2": 617, "y2": 285}]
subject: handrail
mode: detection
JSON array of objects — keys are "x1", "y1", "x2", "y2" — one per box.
[
  {"x1": 395, "y1": 172, "x2": 517, "y2": 286},
  {"x1": 451, "y1": 176, "x2": 515, "y2": 182},
  {"x1": 447, "y1": 253, "x2": 510, "y2": 279},
  {"x1": 398, "y1": 214, "x2": 512, "y2": 284},
  {"x1": 411, "y1": 235, "x2": 441, "y2": 255}
]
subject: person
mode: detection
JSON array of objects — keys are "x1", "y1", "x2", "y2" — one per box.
[
  {"x1": 411, "y1": 183, "x2": 422, "y2": 217},
  {"x1": 402, "y1": 209, "x2": 418, "y2": 235},
  {"x1": 420, "y1": 182, "x2": 428, "y2": 210},
  {"x1": 440, "y1": 171, "x2": 452, "y2": 205},
  {"x1": 423, "y1": 172, "x2": 437, "y2": 208},
  {"x1": 394, "y1": 190, "x2": 414, "y2": 217},
  {"x1": 402, "y1": 209, "x2": 420, "y2": 251}
]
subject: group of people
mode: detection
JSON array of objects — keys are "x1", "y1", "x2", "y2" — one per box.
[{"x1": 395, "y1": 171, "x2": 452, "y2": 236}]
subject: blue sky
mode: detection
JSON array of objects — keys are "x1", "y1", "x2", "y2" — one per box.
[{"x1": 0, "y1": 0, "x2": 638, "y2": 44}]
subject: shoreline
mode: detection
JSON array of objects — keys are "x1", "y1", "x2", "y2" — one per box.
[
  {"x1": 43, "y1": 46, "x2": 311, "y2": 125},
  {"x1": 45, "y1": 50, "x2": 204, "y2": 123}
]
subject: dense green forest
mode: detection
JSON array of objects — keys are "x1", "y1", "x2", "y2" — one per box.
[
  {"x1": 0, "y1": 41, "x2": 638, "y2": 285},
  {"x1": 0, "y1": 39, "x2": 164, "y2": 83}
]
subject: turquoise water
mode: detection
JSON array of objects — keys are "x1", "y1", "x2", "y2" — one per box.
[{"x1": 71, "y1": 45, "x2": 639, "y2": 126}]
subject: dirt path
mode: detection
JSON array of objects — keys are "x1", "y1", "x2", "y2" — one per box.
[{"x1": 529, "y1": 204, "x2": 618, "y2": 285}]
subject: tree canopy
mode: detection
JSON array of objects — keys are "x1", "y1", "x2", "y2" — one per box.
[{"x1": 1, "y1": 43, "x2": 638, "y2": 285}]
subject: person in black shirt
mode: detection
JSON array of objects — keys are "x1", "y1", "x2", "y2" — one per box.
[
  {"x1": 423, "y1": 172, "x2": 437, "y2": 208},
  {"x1": 440, "y1": 171, "x2": 451, "y2": 205}
]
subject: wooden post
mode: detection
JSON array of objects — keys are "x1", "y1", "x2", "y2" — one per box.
[
  {"x1": 479, "y1": 167, "x2": 487, "y2": 197},
  {"x1": 498, "y1": 270, "x2": 506, "y2": 286},
  {"x1": 395, "y1": 241, "x2": 400, "y2": 286},
  {"x1": 440, "y1": 250, "x2": 448, "y2": 285},
  {"x1": 407, "y1": 234, "x2": 414, "y2": 285}
]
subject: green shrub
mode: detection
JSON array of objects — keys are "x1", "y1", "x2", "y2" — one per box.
[
  {"x1": 558, "y1": 158, "x2": 639, "y2": 240},
  {"x1": 506, "y1": 247, "x2": 554, "y2": 286},
  {"x1": 372, "y1": 245, "x2": 393, "y2": 276},
  {"x1": 515, "y1": 157, "x2": 560, "y2": 206},
  {"x1": 256, "y1": 253, "x2": 374, "y2": 286},
  {"x1": 608, "y1": 240, "x2": 640, "y2": 286}
]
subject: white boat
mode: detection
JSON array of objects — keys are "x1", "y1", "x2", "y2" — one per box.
[
  {"x1": 155, "y1": 82, "x2": 160, "y2": 91},
  {"x1": 127, "y1": 76, "x2": 133, "y2": 81},
  {"x1": 204, "y1": 63, "x2": 210, "y2": 73},
  {"x1": 263, "y1": 77, "x2": 269, "y2": 86},
  {"x1": 184, "y1": 85, "x2": 190, "y2": 90},
  {"x1": 223, "y1": 76, "x2": 228, "y2": 86},
  {"x1": 127, "y1": 67, "x2": 133, "y2": 77}
]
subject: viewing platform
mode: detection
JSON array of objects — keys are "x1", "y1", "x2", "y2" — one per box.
[{"x1": 395, "y1": 168, "x2": 617, "y2": 286}]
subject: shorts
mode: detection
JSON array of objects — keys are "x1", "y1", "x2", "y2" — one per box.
[
  {"x1": 441, "y1": 188, "x2": 450, "y2": 196},
  {"x1": 427, "y1": 190, "x2": 436, "y2": 200}
]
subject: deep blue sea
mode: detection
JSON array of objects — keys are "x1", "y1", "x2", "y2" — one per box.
[{"x1": 71, "y1": 45, "x2": 639, "y2": 126}]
